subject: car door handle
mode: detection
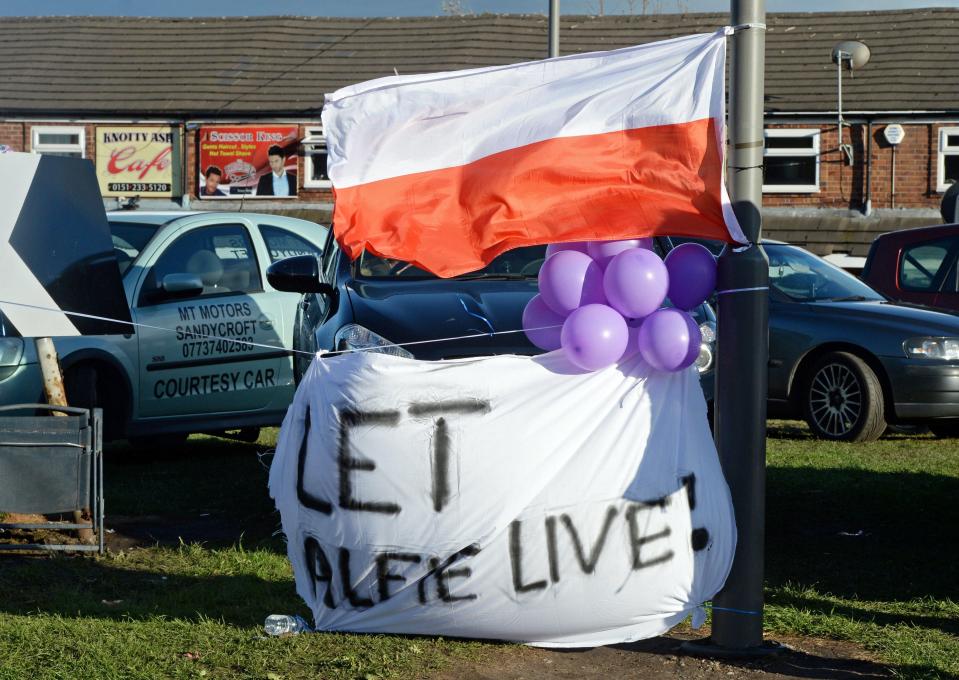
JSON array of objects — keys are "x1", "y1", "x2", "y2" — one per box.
[{"x1": 768, "y1": 359, "x2": 783, "y2": 368}]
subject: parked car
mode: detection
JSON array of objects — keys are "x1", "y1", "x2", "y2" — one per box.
[
  {"x1": 0, "y1": 211, "x2": 328, "y2": 443},
  {"x1": 861, "y1": 222, "x2": 959, "y2": 313},
  {"x1": 674, "y1": 237, "x2": 959, "y2": 441},
  {"x1": 266, "y1": 231, "x2": 717, "y2": 406}
]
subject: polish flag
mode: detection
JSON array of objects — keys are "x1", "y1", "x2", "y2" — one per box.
[{"x1": 322, "y1": 29, "x2": 745, "y2": 278}]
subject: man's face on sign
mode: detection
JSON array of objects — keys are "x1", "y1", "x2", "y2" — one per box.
[
  {"x1": 269, "y1": 153, "x2": 285, "y2": 175},
  {"x1": 205, "y1": 172, "x2": 221, "y2": 193}
]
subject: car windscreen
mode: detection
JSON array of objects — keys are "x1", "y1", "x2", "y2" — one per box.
[
  {"x1": 354, "y1": 245, "x2": 547, "y2": 280},
  {"x1": 108, "y1": 220, "x2": 160, "y2": 275},
  {"x1": 767, "y1": 244, "x2": 884, "y2": 302}
]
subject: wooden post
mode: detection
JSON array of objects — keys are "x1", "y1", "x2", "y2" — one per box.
[
  {"x1": 35, "y1": 337, "x2": 95, "y2": 545},
  {"x1": 35, "y1": 337, "x2": 68, "y2": 411}
]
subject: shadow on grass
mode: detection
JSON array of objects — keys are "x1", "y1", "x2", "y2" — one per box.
[
  {"x1": 0, "y1": 553, "x2": 307, "y2": 628},
  {"x1": 766, "y1": 464, "x2": 959, "y2": 602},
  {"x1": 102, "y1": 435, "x2": 285, "y2": 552}
]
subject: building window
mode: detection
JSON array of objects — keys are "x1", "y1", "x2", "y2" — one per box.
[
  {"x1": 762, "y1": 129, "x2": 820, "y2": 193},
  {"x1": 937, "y1": 127, "x2": 959, "y2": 192},
  {"x1": 301, "y1": 127, "x2": 331, "y2": 189},
  {"x1": 31, "y1": 126, "x2": 85, "y2": 158}
]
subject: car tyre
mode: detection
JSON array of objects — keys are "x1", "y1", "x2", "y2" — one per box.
[
  {"x1": 64, "y1": 363, "x2": 125, "y2": 442},
  {"x1": 929, "y1": 421, "x2": 959, "y2": 439},
  {"x1": 802, "y1": 352, "x2": 886, "y2": 442}
]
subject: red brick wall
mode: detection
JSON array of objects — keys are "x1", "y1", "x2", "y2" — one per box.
[
  {"x1": 763, "y1": 121, "x2": 949, "y2": 211},
  {"x1": 0, "y1": 121, "x2": 27, "y2": 151},
  {"x1": 2, "y1": 117, "x2": 952, "y2": 212},
  {"x1": 0, "y1": 121, "x2": 98, "y2": 157},
  {"x1": 0, "y1": 121, "x2": 336, "y2": 205}
]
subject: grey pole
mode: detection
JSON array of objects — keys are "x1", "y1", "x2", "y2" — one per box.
[
  {"x1": 548, "y1": 0, "x2": 560, "y2": 58},
  {"x1": 690, "y1": 0, "x2": 778, "y2": 656}
]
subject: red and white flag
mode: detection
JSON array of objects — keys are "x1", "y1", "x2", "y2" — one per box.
[{"x1": 322, "y1": 29, "x2": 744, "y2": 278}]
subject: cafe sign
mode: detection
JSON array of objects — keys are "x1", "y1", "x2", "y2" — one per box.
[{"x1": 96, "y1": 126, "x2": 180, "y2": 197}]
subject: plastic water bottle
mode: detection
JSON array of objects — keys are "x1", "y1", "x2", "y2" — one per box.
[{"x1": 264, "y1": 614, "x2": 310, "y2": 636}]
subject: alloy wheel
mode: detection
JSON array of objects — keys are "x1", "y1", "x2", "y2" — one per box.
[{"x1": 808, "y1": 362, "x2": 863, "y2": 437}]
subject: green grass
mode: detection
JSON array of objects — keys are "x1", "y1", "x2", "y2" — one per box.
[
  {"x1": 0, "y1": 433, "x2": 487, "y2": 680},
  {"x1": 764, "y1": 421, "x2": 959, "y2": 679},
  {"x1": 0, "y1": 423, "x2": 956, "y2": 678}
]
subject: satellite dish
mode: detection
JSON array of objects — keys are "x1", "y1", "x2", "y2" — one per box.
[{"x1": 832, "y1": 41, "x2": 871, "y2": 70}]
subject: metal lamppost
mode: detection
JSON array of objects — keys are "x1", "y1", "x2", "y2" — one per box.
[
  {"x1": 548, "y1": 0, "x2": 560, "y2": 58},
  {"x1": 686, "y1": 0, "x2": 779, "y2": 657}
]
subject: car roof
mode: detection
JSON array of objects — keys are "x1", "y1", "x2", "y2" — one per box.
[
  {"x1": 874, "y1": 222, "x2": 959, "y2": 242},
  {"x1": 106, "y1": 211, "x2": 199, "y2": 225},
  {"x1": 106, "y1": 210, "x2": 328, "y2": 229}
]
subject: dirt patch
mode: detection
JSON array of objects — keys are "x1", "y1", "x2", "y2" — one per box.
[
  {"x1": 0, "y1": 513, "x2": 94, "y2": 549},
  {"x1": 1, "y1": 511, "x2": 277, "y2": 552},
  {"x1": 430, "y1": 630, "x2": 893, "y2": 679}
]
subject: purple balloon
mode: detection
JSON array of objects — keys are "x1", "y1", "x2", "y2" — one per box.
[
  {"x1": 664, "y1": 243, "x2": 717, "y2": 310},
  {"x1": 637, "y1": 308, "x2": 702, "y2": 372},
  {"x1": 545, "y1": 241, "x2": 589, "y2": 259},
  {"x1": 538, "y1": 250, "x2": 606, "y2": 317},
  {"x1": 523, "y1": 295, "x2": 565, "y2": 351},
  {"x1": 561, "y1": 304, "x2": 629, "y2": 371},
  {"x1": 586, "y1": 238, "x2": 653, "y2": 268},
  {"x1": 603, "y1": 248, "x2": 670, "y2": 320}
]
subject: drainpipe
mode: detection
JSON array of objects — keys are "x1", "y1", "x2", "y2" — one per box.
[
  {"x1": 891, "y1": 143, "x2": 897, "y2": 210},
  {"x1": 864, "y1": 119, "x2": 872, "y2": 216}
]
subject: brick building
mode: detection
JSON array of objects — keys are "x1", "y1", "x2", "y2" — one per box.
[{"x1": 0, "y1": 10, "x2": 957, "y2": 257}]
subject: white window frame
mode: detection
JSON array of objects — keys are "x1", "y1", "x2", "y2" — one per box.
[
  {"x1": 301, "y1": 127, "x2": 331, "y2": 189},
  {"x1": 937, "y1": 126, "x2": 959, "y2": 193},
  {"x1": 762, "y1": 128, "x2": 820, "y2": 194},
  {"x1": 31, "y1": 126, "x2": 85, "y2": 158}
]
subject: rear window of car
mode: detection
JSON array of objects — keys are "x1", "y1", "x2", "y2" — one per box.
[
  {"x1": 108, "y1": 220, "x2": 160, "y2": 275},
  {"x1": 899, "y1": 238, "x2": 957, "y2": 291}
]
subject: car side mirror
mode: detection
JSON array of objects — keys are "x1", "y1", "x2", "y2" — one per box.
[
  {"x1": 157, "y1": 273, "x2": 204, "y2": 300},
  {"x1": 267, "y1": 254, "x2": 335, "y2": 295}
]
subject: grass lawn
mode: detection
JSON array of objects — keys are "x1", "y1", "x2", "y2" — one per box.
[
  {"x1": 0, "y1": 422, "x2": 956, "y2": 679},
  {"x1": 764, "y1": 422, "x2": 959, "y2": 678}
]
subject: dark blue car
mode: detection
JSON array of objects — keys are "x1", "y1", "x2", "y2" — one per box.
[
  {"x1": 267, "y1": 229, "x2": 717, "y2": 403},
  {"x1": 671, "y1": 237, "x2": 959, "y2": 441}
]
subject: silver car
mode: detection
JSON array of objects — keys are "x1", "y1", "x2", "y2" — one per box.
[{"x1": 0, "y1": 211, "x2": 327, "y2": 443}]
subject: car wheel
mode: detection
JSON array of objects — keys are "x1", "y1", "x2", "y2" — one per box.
[
  {"x1": 64, "y1": 363, "x2": 125, "y2": 442},
  {"x1": 802, "y1": 352, "x2": 886, "y2": 442},
  {"x1": 929, "y1": 421, "x2": 959, "y2": 438}
]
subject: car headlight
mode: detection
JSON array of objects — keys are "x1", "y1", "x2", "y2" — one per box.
[
  {"x1": 695, "y1": 322, "x2": 716, "y2": 373},
  {"x1": 334, "y1": 324, "x2": 414, "y2": 359},
  {"x1": 903, "y1": 337, "x2": 959, "y2": 361},
  {"x1": 0, "y1": 338, "x2": 24, "y2": 368}
]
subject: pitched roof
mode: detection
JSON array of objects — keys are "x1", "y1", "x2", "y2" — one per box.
[{"x1": 1, "y1": 10, "x2": 957, "y2": 117}]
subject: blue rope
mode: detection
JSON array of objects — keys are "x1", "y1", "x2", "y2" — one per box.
[{"x1": 703, "y1": 603, "x2": 763, "y2": 617}]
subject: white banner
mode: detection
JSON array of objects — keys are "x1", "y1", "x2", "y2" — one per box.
[{"x1": 270, "y1": 351, "x2": 735, "y2": 647}]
